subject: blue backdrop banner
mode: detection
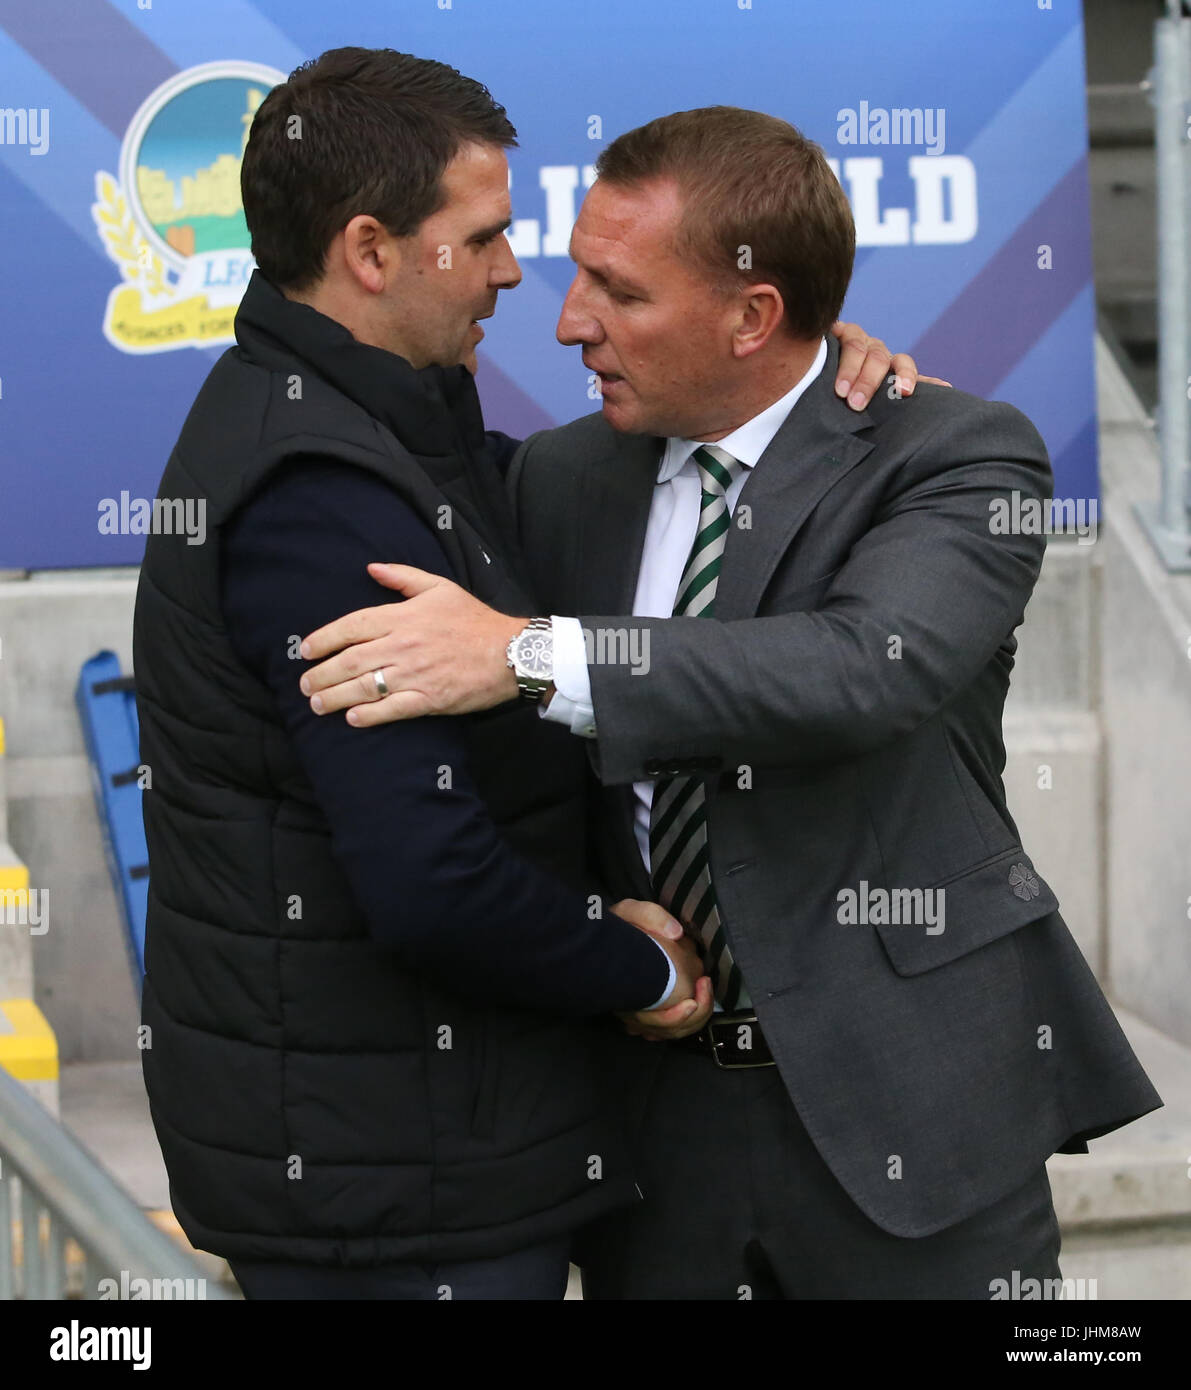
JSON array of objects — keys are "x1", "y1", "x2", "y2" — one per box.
[{"x1": 0, "y1": 0, "x2": 1096, "y2": 568}]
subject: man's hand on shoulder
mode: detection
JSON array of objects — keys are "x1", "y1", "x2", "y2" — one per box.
[
  {"x1": 830, "y1": 320, "x2": 951, "y2": 411},
  {"x1": 299, "y1": 563, "x2": 523, "y2": 723}
]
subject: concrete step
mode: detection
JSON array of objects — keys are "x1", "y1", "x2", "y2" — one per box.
[
  {"x1": 0, "y1": 715, "x2": 8, "y2": 842},
  {"x1": 0, "y1": 716, "x2": 34, "y2": 1003},
  {"x1": 0, "y1": 717, "x2": 57, "y2": 1115},
  {"x1": 0, "y1": 850, "x2": 33, "y2": 1003},
  {"x1": 1046, "y1": 1007, "x2": 1191, "y2": 1299}
]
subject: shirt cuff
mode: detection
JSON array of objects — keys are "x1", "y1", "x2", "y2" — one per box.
[
  {"x1": 640, "y1": 939, "x2": 677, "y2": 1011},
  {"x1": 538, "y1": 615, "x2": 597, "y2": 737}
]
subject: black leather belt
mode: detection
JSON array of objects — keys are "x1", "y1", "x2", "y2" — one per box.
[{"x1": 671, "y1": 1011, "x2": 775, "y2": 1069}]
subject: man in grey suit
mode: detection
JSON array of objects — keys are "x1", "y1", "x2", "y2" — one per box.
[{"x1": 299, "y1": 106, "x2": 1161, "y2": 1298}]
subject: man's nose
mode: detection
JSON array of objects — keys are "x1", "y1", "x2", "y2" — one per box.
[
  {"x1": 557, "y1": 280, "x2": 599, "y2": 346},
  {"x1": 491, "y1": 234, "x2": 522, "y2": 290}
]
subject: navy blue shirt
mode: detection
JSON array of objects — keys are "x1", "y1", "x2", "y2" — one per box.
[{"x1": 220, "y1": 458, "x2": 670, "y2": 1016}]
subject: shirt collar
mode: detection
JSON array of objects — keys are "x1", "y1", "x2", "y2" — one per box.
[{"x1": 657, "y1": 335, "x2": 829, "y2": 483}]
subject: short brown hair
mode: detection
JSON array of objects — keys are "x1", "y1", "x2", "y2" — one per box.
[
  {"x1": 241, "y1": 47, "x2": 517, "y2": 291},
  {"x1": 595, "y1": 106, "x2": 854, "y2": 339}
]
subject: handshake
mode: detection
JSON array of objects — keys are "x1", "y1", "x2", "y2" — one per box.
[{"x1": 611, "y1": 898, "x2": 716, "y2": 1041}]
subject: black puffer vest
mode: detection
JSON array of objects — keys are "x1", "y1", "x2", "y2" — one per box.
[{"x1": 133, "y1": 272, "x2": 635, "y2": 1266}]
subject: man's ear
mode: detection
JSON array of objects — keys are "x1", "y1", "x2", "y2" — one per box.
[
  {"x1": 732, "y1": 284, "x2": 786, "y2": 360},
  {"x1": 341, "y1": 214, "x2": 397, "y2": 295}
]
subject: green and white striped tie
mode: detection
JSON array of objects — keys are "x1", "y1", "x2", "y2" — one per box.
[{"x1": 648, "y1": 443, "x2": 750, "y2": 1011}]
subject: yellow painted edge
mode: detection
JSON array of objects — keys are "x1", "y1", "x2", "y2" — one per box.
[
  {"x1": 0, "y1": 1000, "x2": 52, "y2": 1037},
  {"x1": 146, "y1": 1209, "x2": 184, "y2": 1239},
  {"x1": 0, "y1": 716, "x2": 6, "y2": 755},
  {"x1": 0, "y1": 999, "x2": 59, "y2": 1081},
  {"x1": 0, "y1": 865, "x2": 30, "y2": 891}
]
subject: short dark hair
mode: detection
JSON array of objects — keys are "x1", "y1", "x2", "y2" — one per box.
[
  {"x1": 595, "y1": 106, "x2": 854, "y2": 339},
  {"x1": 241, "y1": 47, "x2": 517, "y2": 291}
]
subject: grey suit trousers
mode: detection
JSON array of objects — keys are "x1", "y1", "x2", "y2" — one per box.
[{"x1": 578, "y1": 1038, "x2": 1062, "y2": 1300}]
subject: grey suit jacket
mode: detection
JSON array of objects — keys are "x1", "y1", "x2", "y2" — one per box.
[{"x1": 508, "y1": 335, "x2": 1161, "y2": 1238}]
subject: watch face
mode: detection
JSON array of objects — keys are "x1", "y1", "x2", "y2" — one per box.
[{"x1": 515, "y1": 631, "x2": 552, "y2": 677}]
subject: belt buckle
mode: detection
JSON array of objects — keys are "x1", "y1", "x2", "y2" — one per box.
[{"x1": 705, "y1": 1013, "x2": 771, "y2": 1069}]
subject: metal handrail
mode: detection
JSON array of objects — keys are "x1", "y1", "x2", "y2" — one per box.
[
  {"x1": 0, "y1": 1066, "x2": 230, "y2": 1299},
  {"x1": 1138, "y1": 0, "x2": 1191, "y2": 568}
]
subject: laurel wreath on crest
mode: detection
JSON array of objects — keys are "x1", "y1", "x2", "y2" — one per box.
[{"x1": 93, "y1": 172, "x2": 169, "y2": 298}]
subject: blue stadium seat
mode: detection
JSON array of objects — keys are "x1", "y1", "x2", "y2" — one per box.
[{"x1": 75, "y1": 652, "x2": 147, "y2": 987}]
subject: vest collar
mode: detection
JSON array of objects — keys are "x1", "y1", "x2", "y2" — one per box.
[{"x1": 234, "y1": 269, "x2": 486, "y2": 461}]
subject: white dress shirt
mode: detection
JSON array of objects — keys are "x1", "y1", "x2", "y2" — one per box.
[{"x1": 543, "y1": 338, "x2": 829, "y2": 1008}]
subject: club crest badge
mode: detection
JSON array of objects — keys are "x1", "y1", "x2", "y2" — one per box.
[{"x1": 91, "y1": 60, "x2": 286, "y2": 354}]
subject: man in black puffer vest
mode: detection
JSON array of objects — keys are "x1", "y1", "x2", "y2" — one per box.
[{"x1": 132, "y1": 47, "x2": 703, "y2": 1300}]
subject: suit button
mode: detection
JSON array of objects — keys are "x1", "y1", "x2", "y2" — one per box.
[{"x1": 644, "y1": 759, "x2": 664, "y2": 776}]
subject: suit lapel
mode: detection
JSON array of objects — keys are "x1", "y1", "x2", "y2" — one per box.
[
  {"x1": 573, "y1": 428, "x2": 661, "y2": 901},
  {"x1": 576, "y1": 430, "x2": 662, "y2": 614},
  {"x1": 714, "y1": 336, "x2": 875, "y2": 619}
]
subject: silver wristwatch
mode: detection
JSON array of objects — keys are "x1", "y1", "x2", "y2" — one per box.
[{"x1": 505, "y1": 617, "x2": 554, "y2": 704}]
